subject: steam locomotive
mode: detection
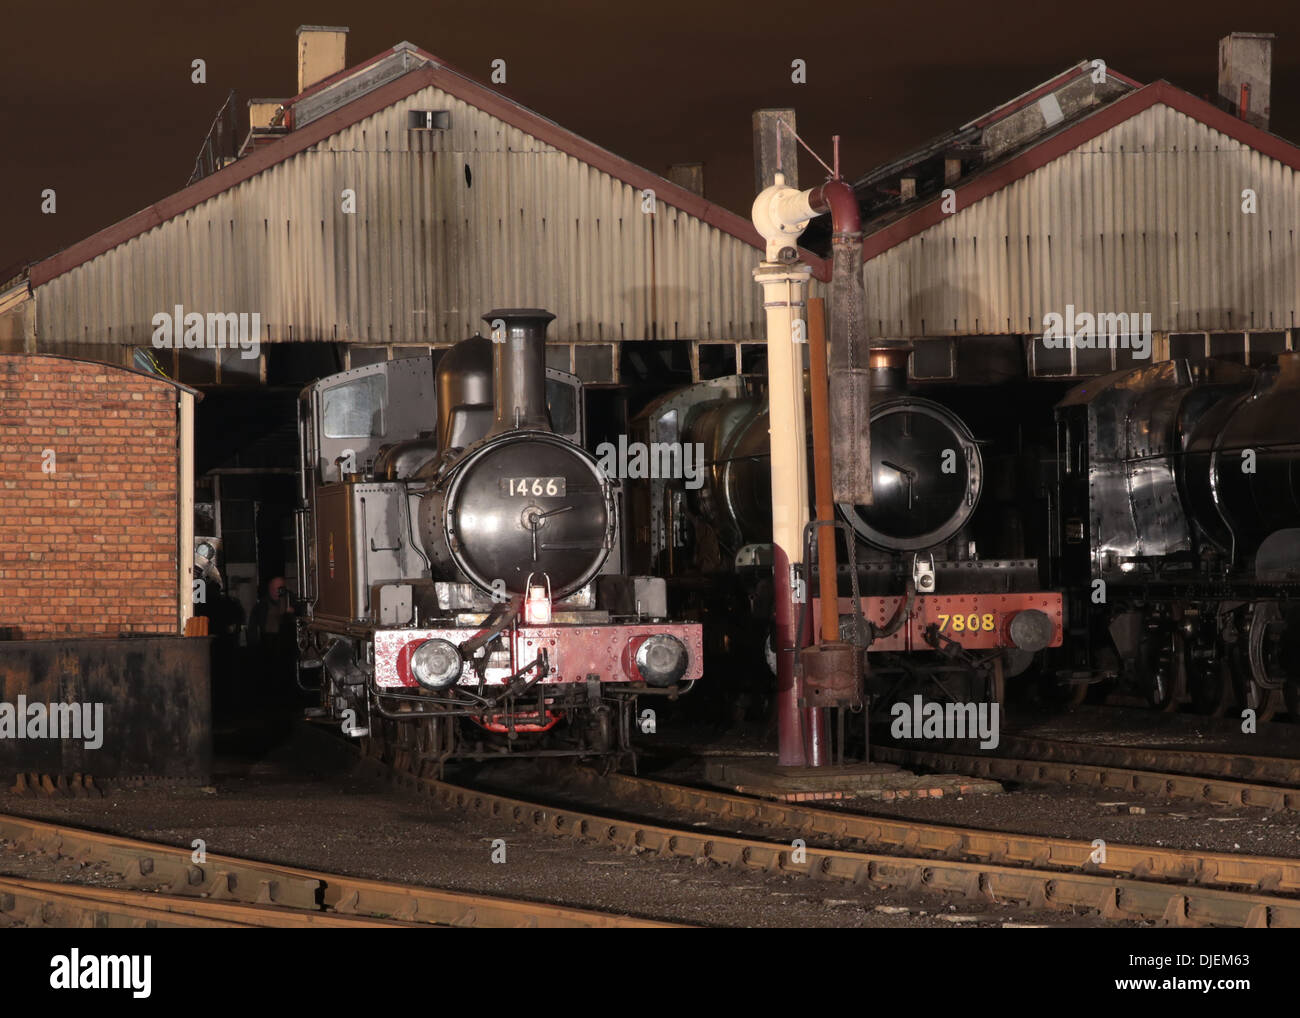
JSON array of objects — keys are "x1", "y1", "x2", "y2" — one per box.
[
  {"x1": 627, "y1": 345, "x2": 1064, "y2": 710},
  {"x1": 1054, "y1": 353, "x2": 1300, "y2": 719},
  {"x1": 294, "y1": 309, "x2": 702, "y2": 765}
]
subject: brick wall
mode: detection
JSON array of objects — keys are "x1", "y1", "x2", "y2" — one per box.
[{"x1": 0, "y1": 355, "x2": 180, "y2": 638}]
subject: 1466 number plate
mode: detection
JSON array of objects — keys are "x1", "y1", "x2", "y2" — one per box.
[{"x1": 501, "y1": 476, "x2": 566, "y2": 497}]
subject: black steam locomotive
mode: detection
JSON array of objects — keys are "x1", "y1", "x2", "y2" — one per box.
[
  {"x1": 1054, "y1": 354, "x2": 1300, "y2": 719},
  {"x1": 627, "y1": 345, "x2": 1063, "y2": 709},
  {"x1": 294, "y1": 309, "x2": 702, "y2": 765}
]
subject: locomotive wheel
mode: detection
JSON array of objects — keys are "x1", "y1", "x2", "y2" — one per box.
[
  {"x1": 1136, "y1": 626, "x2": 1179, "y2": 712},
  {"x1": 1259, "y1": 689, "x2": 1282, "y2": 723},
  {"x1": 1285, "y1": 679, "x2": 1300, "y2": 723},
  {"x1": 1186, "y1": 648, "x2": 1231, "y2": 717},
  {"x1": 985, "y1": 659, "x2": 1008, "y2": 726},
  {"x1": 1246, "y1": 603, "x2": 1292, "y2": 690},
  {"x1": 1230, "y1": 647, "x2": 1281, "y2": 723}
]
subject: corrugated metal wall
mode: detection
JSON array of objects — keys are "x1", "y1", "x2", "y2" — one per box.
[
  {"x1": 35, "y1": 84, "x2": 773, "y2": 348},
  {"x1": 864, "y1": 102, "x2": 1300, "y2": 338}
]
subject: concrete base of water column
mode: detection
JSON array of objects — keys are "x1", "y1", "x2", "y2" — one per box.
[{"x1": 702, "y1": 758, "x2": 1003, "y2": 802}]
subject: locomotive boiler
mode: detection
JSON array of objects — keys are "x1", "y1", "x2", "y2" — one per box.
[
  {"x1": 295, "y1": 309, "x2": 702, "y2": 765},
  {"x1": 628, "y1": 346, "x2": 1063, "y2": 708},
  {"x1": 1055, "y1": 353, "x2": 1300, "y2": 718}
]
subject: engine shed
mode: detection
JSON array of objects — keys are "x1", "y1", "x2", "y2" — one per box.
[{"x1": 848, "y1": 34, "x2": 1300, "y2": 386}]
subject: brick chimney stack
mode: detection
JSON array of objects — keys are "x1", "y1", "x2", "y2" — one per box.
[
  {"x1": 297, "y1": 25, "x2": 349, "y2": 95},
  {"x1": 1218, "y1": 32, "x2": 1274, "y2": 131}
]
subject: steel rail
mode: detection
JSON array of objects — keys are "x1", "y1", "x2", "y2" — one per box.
[
  {"x1": 364, "y1": 761, "x2": 1300, "y2": 927},
  {"x1": 0, "y1": 813, "x2": 322, "y2": 909},
  {"x1": 0, "y1": 877, "x2": 412, "y2": 928},
  {"x1": 0, "y1": 812, "x2": 677, "y2": 929},
  {"x1": 565, "y1": 769, "x2": 1300, "y2": 896},
  {"x1": 873, "y1": 745, "x2": 1300, "y2": 811},
  {"x1": 951, "y1": 733, "x2": 1300, "y2": 786},
  {"x1": 0, "y1": 877, "x2": 248, "y2": 928}
]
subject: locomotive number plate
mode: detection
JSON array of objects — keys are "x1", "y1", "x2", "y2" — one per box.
[
  {"x1": 936, "y1": 612, "x2": 998, "y2": 634},
  {"x1": 501, "y1": 476, "x2": 567, "y2": 497}
]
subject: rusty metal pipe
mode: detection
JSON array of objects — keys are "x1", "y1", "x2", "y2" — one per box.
[
  {"x1": 805, "y1": 296, "x2": 838, "y2": 765},
  {"x1": 807, "y1": 180, "x2": 861, "y2": 238},
  {"x1": 807, "y1": 297, "x2": 838, "y2": 644}
]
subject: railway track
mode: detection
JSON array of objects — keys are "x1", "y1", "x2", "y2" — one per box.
[
  {"x1": 874, "y1": 739, "x2": 1300, "y2": 811},
  {"x1": 360, "y1": 755, "x2": 1300, "y2": 928},
  {"x1": 0, "y1": 812, "x2": 677, "y2": 928},
  {"x1": 569, "y1": 768, "x2": 1300, "y2": 895},
  {"x1": 0, "y1": 877, "x2": 414, "y2": 928},
  {"x1": 941, "y1": 732, "x2": 1300, "y2": 784}
]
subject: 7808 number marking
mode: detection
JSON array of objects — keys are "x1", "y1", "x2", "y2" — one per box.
[{"x1": 937, "y1": 612, "x2": 996, "y2": 633}]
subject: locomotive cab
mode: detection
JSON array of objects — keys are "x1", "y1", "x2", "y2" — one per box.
[{"x1": 295, "y1": 347, "x2": 597, "y2": 627}]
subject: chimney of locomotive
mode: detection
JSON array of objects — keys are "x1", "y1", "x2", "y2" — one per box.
[{"x1": 484, "y1": 309, "x2": 556, "y2": 435}]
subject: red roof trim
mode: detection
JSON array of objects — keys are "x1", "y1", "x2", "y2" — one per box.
[
  {"x1": 31, "y1": 47, "x2": 829, "y2": 287},
  {"x1": 863, "y1": 79, "x2": 1300, "y2": 263}
]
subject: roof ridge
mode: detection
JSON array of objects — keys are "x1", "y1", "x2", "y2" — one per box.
[
  {"x1": 853, "y1": 60, "x2": 1142, "y2": 193},
  {"x1": 964, "y1": 59, "x2": 1143, "y2": 130}
]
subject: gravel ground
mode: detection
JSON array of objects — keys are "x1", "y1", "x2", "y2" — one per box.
[
  {"x1": 864, "y1": 702, "x2": 1300, "y2": 859},
  {"x1": 639, "y1": 703, "x2": 1300, "y2": 861},
  {"x1": 1015, "y1": 702, "x2": 1300, "y2": 758},
  {"x1": 519, "y1": 751, "x2": 1300, "y2": 864},
  {"x1": 844, "y1": 786, "x2": 1300, "y2": 858},
  {"x1": 0, "y1": 720, "x2": 1133, "y2": 929},
  {"x1": 6, "y1": 701, "x2": 1290, "y2": 929}
]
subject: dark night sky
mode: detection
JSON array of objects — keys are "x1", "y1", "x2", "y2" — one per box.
[{"x1": 4, "y1": 0, "x2": 1300, "y2": 277}]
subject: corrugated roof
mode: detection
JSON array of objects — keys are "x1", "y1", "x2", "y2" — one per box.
[
  {"x1": 852, "y1": 61, "x2": 1144, "y2": 195},
  {"x1": 861, "y1": 79, "x2": 1300, "y2": 263},
  {"x1": 862, "y1": 90, "x2": 1300, "y2": 338},
  {"x1": 29, "y1": 42, "x2": 829, "y2": 288},
  {"x1": 32, "y1": 77, "x2": 788, "y2": 347}
]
